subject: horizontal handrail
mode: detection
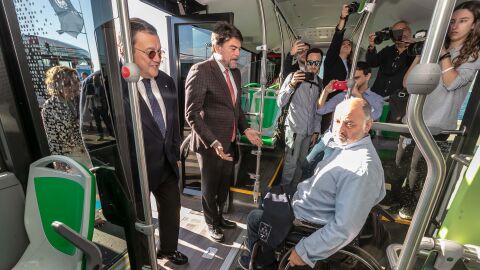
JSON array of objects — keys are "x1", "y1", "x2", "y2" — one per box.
[{"x1": 371, "y1": 122, "x2": 466, "y2": 136}]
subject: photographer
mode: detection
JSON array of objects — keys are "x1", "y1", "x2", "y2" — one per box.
[
  {"x1": 396, "y1": 1, "x2": 480, "y2": 219},
  {"x1": 366, "y1": 21, "x2": 415, "y2": 98},
  {"x1": 282, "y1": 39, "x2": 311, "y2": 79},
  {"x1": 321, "y1": 3, "x2": 354, "y2": 133},
  {"x1": 324, "y1": 4, "x2": 353, "y2": 87},
  {"x1": 278, "y1": 48, "x2": 323, "y2": 186}
]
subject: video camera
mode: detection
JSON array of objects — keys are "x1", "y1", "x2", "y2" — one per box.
[
  {"x1": 347, "y1": 1, "x2": 360, "y2": 14},
  {"x1": 407, "y1": 30, "x2": 428, "y2": 56},
  {"x1": 373, "y1": 27, "x2": 404, "y2": 45}
]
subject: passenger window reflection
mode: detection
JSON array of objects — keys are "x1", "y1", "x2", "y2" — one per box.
[
  {"x1": 80, "y1": 71, "x2": 115, "y2": 144},
  {"x1": 41, "y1": 66, "x2": 92, "y2": 169}
]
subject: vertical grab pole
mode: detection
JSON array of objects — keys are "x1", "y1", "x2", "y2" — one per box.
[
  {"x1": 396, "y1": 0, "x2": 456, "y2": 269},
  {"x1": 253, "y1": 0, "x2": 268, "y2": 203},
  {"x1": 273, "y1": 0, "x2": 285, "y2": 85},
  {"x1": 115, "y1": 0, "x2": 159, "y2": 269},
  {"x1": 346, "y1": 0, "x2": 376, "y2": 98}
]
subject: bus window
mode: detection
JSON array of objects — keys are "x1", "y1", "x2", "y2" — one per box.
[{"x1": 11, "y1": 0, "x2": 111, "y2": 161}]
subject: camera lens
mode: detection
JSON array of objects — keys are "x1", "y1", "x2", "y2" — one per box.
[
  {"x1": 374, "y1": 28, "x2": 391, "y2": 45},
  {"x1": 348, "y1": 1, "x2": 360, "y2": 13},
  {"x1": 407, "y1": 41, "x2": 425, "y2": 56}
]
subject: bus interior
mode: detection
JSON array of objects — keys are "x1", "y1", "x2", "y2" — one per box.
[{"x1": 0, "y1": 0, "x2": 479, "y2": 269}]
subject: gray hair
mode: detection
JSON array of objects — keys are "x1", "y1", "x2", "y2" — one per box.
[{"x1": 130, "y1": 17, "x2": 158, "y2": 46}]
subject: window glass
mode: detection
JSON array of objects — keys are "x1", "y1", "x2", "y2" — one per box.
[
  {"x1": 12, "y1": 0, "x2": 112, "y2": 165},
  {"x1": 178, "y1": 24, "x2": 252, "y2": 87}
]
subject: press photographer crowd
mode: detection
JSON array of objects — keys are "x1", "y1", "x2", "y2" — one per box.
[{"x1": 276, "y1": 0, "x2": 480, "y2": 220}]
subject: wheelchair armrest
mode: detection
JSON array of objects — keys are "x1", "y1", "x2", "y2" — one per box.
[
  {"x1": 290, "y1": 219, "x2": 324, "y2": 237},
  {"x1": 52, "y1": 221, "x2": 102, "y2": 270}
]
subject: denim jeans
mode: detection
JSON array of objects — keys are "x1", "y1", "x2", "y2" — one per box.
[
  {"x1": 301, "y1": 138, "x2": 333, "y2": 180},
  {"x1": 280, "y1": 127, "x2": 311, "y2": 186}
]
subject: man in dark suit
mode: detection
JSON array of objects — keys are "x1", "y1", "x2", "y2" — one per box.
[
  {"x1": 123, "y1": 18, "x2": 187, "y2": 265},
  {"x1": 185, "y1": 22, "x2": 262, "y2": 242}
]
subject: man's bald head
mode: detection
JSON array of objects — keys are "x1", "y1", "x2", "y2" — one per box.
[{"x1": 332, "y1": 98, "x2": 373, "y2": 146}]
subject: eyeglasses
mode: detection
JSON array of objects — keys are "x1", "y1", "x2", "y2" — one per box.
[
  {"x1": 135, "y1": 48, "x2": 163, "y2": 60},
  {"x1": 306, "y1": 60, "x2": 322, "y2": 66}
]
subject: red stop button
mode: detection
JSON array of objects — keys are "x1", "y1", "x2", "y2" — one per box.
[{"x1": 121, "y1": 66, "x2": 130, "y2": 78}]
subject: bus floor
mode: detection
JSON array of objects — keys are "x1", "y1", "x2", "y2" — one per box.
[
  {"x1": 91, "y1": 193, "x2": 413, "y2": 270},
  {"x1": 155, "y1": 193, "x2": 254, "y2": 270}
]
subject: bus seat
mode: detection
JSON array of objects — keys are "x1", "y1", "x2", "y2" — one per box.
[
  {"x1": 13, "y1": 155, "x2": 100, "y2": 270},
  {"x1": 241, "y1": 83, "x2": 262, "y2": 115},
  {"x1": 379, "y1": 102, "x2": 400, "y2": 139},
  {"x1": 437, "y1": 149, "x2": 480, "y2": 246},
  {"x1": 0, "y1": 172, "x2": 29, "y2": 270},
  {"x1": 240, "y1": 90, "x2": 280, "y2": 147}
]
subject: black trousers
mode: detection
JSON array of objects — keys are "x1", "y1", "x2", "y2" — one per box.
[
  {"x1": 151, "y1": 176, "x2": 181, "y2": 252},
  {"x1": 197, "y1": 142, "x2": 235, "y2": 226},
  {"x1": 136, "y1": 163, "x2": 180, "y2": 258}
]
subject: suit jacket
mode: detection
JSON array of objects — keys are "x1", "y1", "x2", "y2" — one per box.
[
  {"x1": 122, "y1": 70, "x2": 181, "y2": 191},
  {"x1": 185, "y1": 57, "x2": 248, "y2": 153}
]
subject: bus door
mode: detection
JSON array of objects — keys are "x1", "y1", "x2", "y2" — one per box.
[
  {"x1": 167, "y1": 13, "x2": 234, "y2": 133},
  {"x1": 167, "y1": 14, "x2": 234, "y2": 196}
]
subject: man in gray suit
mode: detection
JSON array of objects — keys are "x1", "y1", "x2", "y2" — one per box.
[{"x1": 185, "y1": 22, "x2": 261, "y2": 242}]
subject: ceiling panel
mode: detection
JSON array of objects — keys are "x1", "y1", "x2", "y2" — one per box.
[{"x1": 198, "y1": 0, "x2": 466, "y2": 53}]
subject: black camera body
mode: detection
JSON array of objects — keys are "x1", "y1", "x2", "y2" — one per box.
[
  {"x1": 374, "y1": 28, "x2": 404, "y2": 45},
  {"x1": 407, "y1": 30, "x2": 428, "y2": 56},
  {"x1": 304, "y1": 72, "x2": 315, "y2": 81},
  {"x1": 407, "y1": 42, "x2": 425, "y2": 56},
  {"x1": 348, "y1": 1, "x2": 360, "y2": 13}
]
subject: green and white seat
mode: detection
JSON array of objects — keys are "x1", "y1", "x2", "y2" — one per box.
[
  {"x1": 13, "y1": 155, "x2": 99, "y2": 270},
  {"x1": 240, "y1": 83, "x2": 280, "y2": 148}
]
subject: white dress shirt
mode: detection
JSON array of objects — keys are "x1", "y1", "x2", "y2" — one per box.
[{"x1": 213, "y1": 53, "x2": 238, "y2": 98}]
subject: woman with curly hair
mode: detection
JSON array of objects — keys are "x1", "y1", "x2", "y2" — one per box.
[{"x1": 42, "y1": 65, "x2": 92, "y2": 168}]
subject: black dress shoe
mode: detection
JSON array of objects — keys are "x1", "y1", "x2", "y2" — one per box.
[
  {"x1": 219, "y1": 218, "x2": 237, "y2": 229},
  {"x1": 208, "y1": 226, "x2": 225, "y2": 242},
  {"x1": 156, "y1": 250, "x2": 188, "y2": 265}
]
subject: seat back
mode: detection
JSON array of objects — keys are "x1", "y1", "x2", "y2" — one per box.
[
  {"x1": 379, "y1": 102, "x2": 400, "y2": 139},
  {"x1": 250, "y1": 90, "x2": 280, "y2": 137},
  {"x1": 14, "y1": 155, "x2": 96, "y2": 270},
  {"x1": 0, "y1": 173, "x2": 29, "y2": 270},
  {"x1": 240, "y1": 83, "x2": 261, "y2": 117},
  {"x1": 438, "y1": 148, "x2": 480, "y2": 245}
]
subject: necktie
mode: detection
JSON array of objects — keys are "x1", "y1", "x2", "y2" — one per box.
[
  {"x1": 224, "y1": 69, "x2": 236, "y2": 142},
  {"x1": 142, "y1": 79, "x2": 166, "y2": 137}
]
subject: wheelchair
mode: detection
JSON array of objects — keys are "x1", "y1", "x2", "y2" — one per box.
[{"x1": 248, "y1": 206, "x2": 393, "y2": 270}]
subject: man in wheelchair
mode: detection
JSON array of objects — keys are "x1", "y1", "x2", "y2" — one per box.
[{"x1": 240, "y1": 98, "x2": 386, "y2": 269}]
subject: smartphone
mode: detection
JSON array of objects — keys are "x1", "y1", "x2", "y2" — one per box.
[
  {"x1": 304, "y1": 72, "x2": 315, "y2": 81},
  {"x1": 333, "y1": 80, "x2": 348, "y2": 90}
]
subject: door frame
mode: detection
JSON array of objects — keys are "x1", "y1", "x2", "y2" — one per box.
[{"x1": 166, "y1": 13, "x2": 234, "y2": 88}]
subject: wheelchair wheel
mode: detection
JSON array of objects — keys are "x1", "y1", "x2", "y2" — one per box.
[{"x1": 277, "y1": 245, "x2": 383, "y2": 270}]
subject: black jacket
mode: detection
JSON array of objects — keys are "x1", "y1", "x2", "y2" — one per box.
[
  {"x1": 122, "y1": 70, "x2": 181, "y2": 191},
  {"x1": 323, "y1": 27, "x2": 351, "y2": 100},
  {"x1": 323, "y1": 27, "x2": 350, "y2": 87},
  {"x1": 366, "y1": 45, "x2": 415, "y2": 97},
  {"x1": 281, "y1": 53, "x2": 300, "y2": 79}
]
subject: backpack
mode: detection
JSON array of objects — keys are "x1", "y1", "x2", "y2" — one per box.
[{"x1": 258, "y1": 185, "x2": 296, "y2": 248}]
